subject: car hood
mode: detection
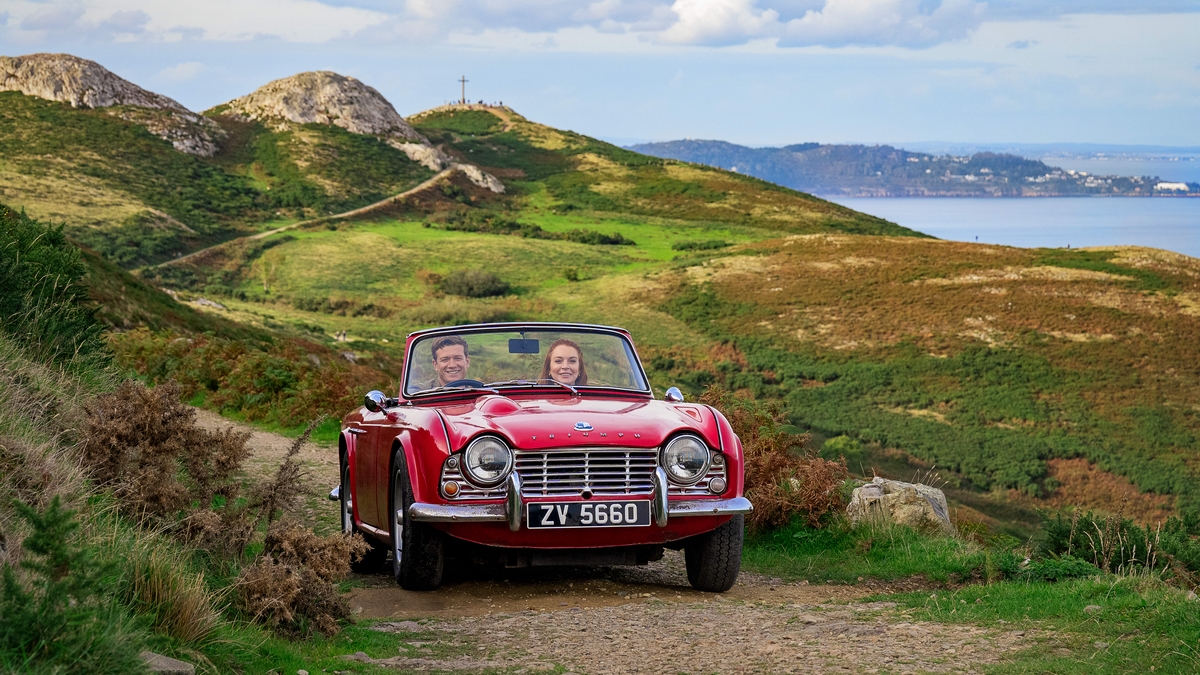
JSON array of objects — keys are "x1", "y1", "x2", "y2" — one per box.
[{"x1": 434, "y1": 395, "x2": 721, "y2": 451}]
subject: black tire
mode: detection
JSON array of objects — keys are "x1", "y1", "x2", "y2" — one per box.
[
  {"x1": 343, "y1": 455, "x2": 387, "y2": 573},
  {"x1": 390, "y1": 449, "x2": 444, "y2": 590},
  {"x1": 684, "y1": 514, "x2": 744, "y2": 592}
]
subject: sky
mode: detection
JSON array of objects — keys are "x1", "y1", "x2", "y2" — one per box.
[{"x1": 2, "y1": 0, "x2": 1199, "y2": 147}]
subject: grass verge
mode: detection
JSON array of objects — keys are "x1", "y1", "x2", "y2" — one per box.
[{"x1": 884, "y1": 576, "x2": 1200, "y2": 674}]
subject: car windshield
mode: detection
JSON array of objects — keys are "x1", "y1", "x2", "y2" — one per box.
[{"x1": 404, "y1": 328, "x2": 648, "y2": 396}]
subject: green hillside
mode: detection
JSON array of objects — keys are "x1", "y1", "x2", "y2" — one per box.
[
  {"x1": 203, "y1": 112, "x2": 435, "y2": 213},
  {"x1": 0, "y1": 92, "x2": 261, "y2": 266},
  {"x1": 0, "y1": 92, "x2": 435, "y2": 267},
  {"x1": 409, "y1": 107, "x2": 911, "y2": 234}
]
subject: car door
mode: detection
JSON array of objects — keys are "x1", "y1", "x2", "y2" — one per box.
[{"x1": 356, "y1": 408, "x2": 390, "y2": 529}]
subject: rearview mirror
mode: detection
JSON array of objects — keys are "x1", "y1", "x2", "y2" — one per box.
[
  {"x1": 508, "y1": 338, "x2": 540, "y2": 354},
  {"x1": 664, "y1": 387, "x2": 684, "y2": 402}
]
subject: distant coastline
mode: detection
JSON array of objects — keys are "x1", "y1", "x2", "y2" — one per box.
[{"x1": 629, "y1": 139, "x2": 1200, "y2": 198}]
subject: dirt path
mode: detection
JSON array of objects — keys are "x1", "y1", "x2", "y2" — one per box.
[
  {"x1": 157, "y1": 167, "x2": 455, "y2": 269},
  {"x1": 196, "y1": 408, "x2": 1044, "y2": 674}
]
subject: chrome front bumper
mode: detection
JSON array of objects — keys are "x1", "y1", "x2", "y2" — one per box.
[{"x1": 406, "y1": 469, "x2": 752, "y2": 529}]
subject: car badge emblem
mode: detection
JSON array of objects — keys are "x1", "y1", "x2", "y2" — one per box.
[{"x1": 574, "y1": 421, "x2": 593, "y2": 431}]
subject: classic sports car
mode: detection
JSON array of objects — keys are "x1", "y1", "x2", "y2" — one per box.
[{"x1": 331, "y1": 322, "x2": 751, "y2": 591}]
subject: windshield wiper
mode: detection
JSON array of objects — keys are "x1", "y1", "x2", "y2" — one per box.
[
  {"x1": 485, "y1": 379, "x2": 578, "y2": 396},
  {"x1": 412, "y1": 384, "x2": 499, "y2": 396}
]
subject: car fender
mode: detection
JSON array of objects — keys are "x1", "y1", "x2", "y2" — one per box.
[
  {"x1": 387, "y1": 410, "x2": 452, "y2": 519},
  {"x1": 340, "y1": 428, "x2": 365, "y2": 528},
  {"x1": 705, "y1": 405, "x2": 746, "y2": 496}
]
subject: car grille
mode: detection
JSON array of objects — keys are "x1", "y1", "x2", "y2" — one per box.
[
  {"x1": 516, "y1": 447, "x2": 659, "y2": 497},
  {"x1": 440, "y1": 447, "x2": 659, "y2": 500}
]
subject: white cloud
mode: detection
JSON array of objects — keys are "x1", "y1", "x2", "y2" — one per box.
[
  {"x1": 3, "y1": 0, "x2": 1197, "y2": 51},
  {"x1": 659, "y1": 0, "x2": 781, "y2": 45},
  {"x1": 157, "y1": 61, "x2": 206, "y2": 82}
]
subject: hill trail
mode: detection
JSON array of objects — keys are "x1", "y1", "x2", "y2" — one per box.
[
  {"x1": 193, "y1": 406, "x2": 1044, "y2": 674},
  {"x1": 156, "y1": 166, "x2": 458, "y2": 268}
]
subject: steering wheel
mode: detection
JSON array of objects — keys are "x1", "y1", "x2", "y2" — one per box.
[{"x1": 444, "y1": 379, "x2": 486, "y2": 388}]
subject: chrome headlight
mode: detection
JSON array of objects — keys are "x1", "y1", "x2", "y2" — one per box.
[
  {"x1": 661, "y1": 434, "x2": 711, "y2": 486},
  {"x1": 462, "y1": 436, "x2": 514, "y2": 487}
]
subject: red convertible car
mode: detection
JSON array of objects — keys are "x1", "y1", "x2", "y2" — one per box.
[{"x1": 331, "y1": 323, "x2": 751, "y2": 591}]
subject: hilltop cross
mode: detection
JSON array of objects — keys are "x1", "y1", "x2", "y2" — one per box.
[{"x1": 459, "y1": 76, "x2": 468, "y2": 104}]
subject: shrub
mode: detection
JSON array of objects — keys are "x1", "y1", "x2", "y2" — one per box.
[
  {"x1": 1019, "y1": 555, "x2": 1100, "y2": 583},
  {"x1": 0, "y1": 205, "x2": 105, "y2": 366},
  {"x1": 1038, "y1": 508, "x2": 1200, "y2": 579},
  {"x1": 671, "y1": 239, "x2": 729, "y2": 251},
  {"x1": 437, "y1": 269, "x2": 511, "y2": 298},
  {"x1": 820, "y1": 435, "x2": 864, "y2": 464},
  {"x1": 238, "y1": 519, "x2": 369, "y2": 637},
  {"x1": 0, "y1": 497, "x2": 146, "y2": 675},
  {"x1": 700, "y1": 385, "x2": 848, "y2": 529},
  {"x1": 81, "y1": 380, "x2": 252, "y2": 521}
]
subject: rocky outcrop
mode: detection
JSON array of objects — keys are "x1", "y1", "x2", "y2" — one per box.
[
  {"x1": 216, "y1": 71, "x2": 504, "y2": 193},
  {"x1": 0, "y1": 53, "x2": 224, "y2": 156},
  {"x1": 217, "y1": 71, "x2": 425, "y2": 143},
  {"x1": 846, "y1": 476, "x2": 955, "y2": 535}
]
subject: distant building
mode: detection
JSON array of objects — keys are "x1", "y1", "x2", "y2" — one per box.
[{"x1": 1155, "y1": 182, "x2": 1190, "y2": 191}]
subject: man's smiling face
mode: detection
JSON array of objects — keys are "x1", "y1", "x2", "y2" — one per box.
[{"x1": 433, "y1": 344, "x2": 469, "y2": 385}]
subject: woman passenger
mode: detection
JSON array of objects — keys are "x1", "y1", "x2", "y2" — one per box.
[{"x1": 540, "y1": 339, "x2": 589, "y2": 386}]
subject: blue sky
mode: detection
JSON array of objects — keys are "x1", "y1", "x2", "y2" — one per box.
[{"x1": 2, "y1": 1, "x2": 1198, "y2": 146}]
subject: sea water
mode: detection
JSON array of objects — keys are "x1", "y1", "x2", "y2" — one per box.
[{"x1": 830, "y1": 197, "x2": 1200, "y2": 259}]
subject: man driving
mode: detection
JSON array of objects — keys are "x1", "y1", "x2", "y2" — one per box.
[{"x1": 426, "y1": 335, "x2": 470, "y2": 389}]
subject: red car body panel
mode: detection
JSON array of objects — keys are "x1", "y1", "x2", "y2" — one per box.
[{"x1": 340, "y1": 323, "x2": 747, "y2": 552}]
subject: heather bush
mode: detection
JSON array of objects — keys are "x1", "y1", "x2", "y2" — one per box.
[
  {"x1": 239, "y1": 519, "x2": 369, "y2": 637},
  {"x1": 234, "y1": 422, "x2": 370, "y2": 637},
  {"x1": 700, "y1": 385, "x2": 848, "y2": 530},
  {"x1": 82, "y1": 380, "x2": 252, "y2": 521},
  {"x1": 437, "y1": 269, "x2": 511, "y2": 298}
]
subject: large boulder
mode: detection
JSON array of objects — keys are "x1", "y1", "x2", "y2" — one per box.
[
  {"x1": 217, "y1": 71, "x2": 426, "y2": 143},
  {"x1": 0, "y1": 53, "x2": 225, "y2": 156},
  {"x1": 846, "y1": 476, "x2": 955, "y2": 535}
]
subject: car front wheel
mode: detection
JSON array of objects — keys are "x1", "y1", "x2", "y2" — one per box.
[
  {"x1": 342, "y1": 455, "x2": 387, "y2": 573},
  {"x1": 684, "y1": 514, "x2": 743, "y2": 592},
  {"x1": 390, "y1": 449, "x2": 444, "y2": 590}
]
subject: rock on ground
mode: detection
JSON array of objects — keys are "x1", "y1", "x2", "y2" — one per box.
[
  {"x1": 1, "y1": 53, "x2": 224, "y2": 156},
  {"x1": 847, "y1": 476, "x2": 955, "y2": 535},
  {"x1": 140, "y1": 651, "x2": 195, "y2": 675}
]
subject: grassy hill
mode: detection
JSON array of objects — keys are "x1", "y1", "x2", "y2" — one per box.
[
  {"x1": 202, "y1": 111, "x2": 435, "y2": 214},
  {"x1": 0, "y1": 92, "x2": 435, "y2": 267},
  {"x1": 410, "y1": 107, "x2": 910, "y2": 234}
]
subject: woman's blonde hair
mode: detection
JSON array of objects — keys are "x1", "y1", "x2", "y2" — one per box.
[{"x1": 539, "y1": 338, "x2": 588, "y2": 385}]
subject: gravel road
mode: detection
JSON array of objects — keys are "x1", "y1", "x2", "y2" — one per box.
[{"x1": 196, "y1": 407, "x2": 1043, "y2": 674}]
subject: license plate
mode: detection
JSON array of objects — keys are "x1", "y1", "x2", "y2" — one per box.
[{"x1": 527, "y1": 500, "x2": 651, "y2": 529}]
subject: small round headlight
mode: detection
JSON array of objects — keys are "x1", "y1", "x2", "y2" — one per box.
[
  {"x1": 661, "y1": 435, "x2": 711, "y2": 486},
  {"x1": 462, "y1": 436, "x2": 513, "y2": 487}
]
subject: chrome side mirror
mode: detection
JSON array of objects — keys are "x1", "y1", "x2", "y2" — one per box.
[
  {"x1": 664, "y1": 387, "x2": 684, "y2": 403},
  {"x1": 364, "y1": 390, "x2": 387, "y2": 413}
]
